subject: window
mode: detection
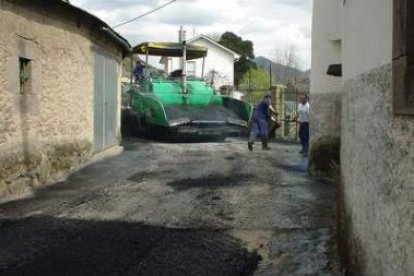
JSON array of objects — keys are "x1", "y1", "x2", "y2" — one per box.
[
  {"x1": 393, "y1": 0, "x2": 414, "y2": 114},
  {"x1": 19, "y1": 57, "x2": 32, "y2": 94},
  {"x1": 187, "y1": 61, "x2": 196, "y2": 76}
]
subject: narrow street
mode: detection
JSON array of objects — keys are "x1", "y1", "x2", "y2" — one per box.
[{"x1": 0, "y1": 139, "x2": 340, "y2": 275}]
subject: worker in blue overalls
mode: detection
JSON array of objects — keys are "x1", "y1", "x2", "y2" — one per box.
[
  {"x1": 133, "y1": 60, "x2": 145, "y2": 83},
  {"x1": 248, "y1": 93, "x2": 277, "y2": 151}
]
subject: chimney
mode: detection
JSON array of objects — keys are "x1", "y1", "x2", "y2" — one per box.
[{"x1": 178, "y1": 25, "x2": 187, "y2": 43}]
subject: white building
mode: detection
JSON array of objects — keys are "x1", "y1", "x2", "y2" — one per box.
[
  {"x1": 163, "y1": 34, "x2": 239, "y2": 89},
  {"x1": 311, "y1": 0, "x2": 414, "y2": 275},
  {"x1": 310, "y1": 0, "x2": 343, "y2": 156}
]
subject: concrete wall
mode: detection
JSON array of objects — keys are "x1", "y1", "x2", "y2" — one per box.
[
  {"x1": 310, "y1": 0, "x2": 343, "y2": 175},
  {"x1": 340, "y1": 0, "x2": 414, "y2": 274},
  {"x1": 0, "y1": 2, "x2": 123, "y2": 200}
]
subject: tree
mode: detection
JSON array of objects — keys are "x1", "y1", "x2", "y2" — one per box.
[
  {"x1": 273, "y1": 44, "x2": 300, "y2": 68},
  {"x1": 272, "y1": 44, "x2": 300, "y2": 84},
  {"x1": 239, "y1": 67, "x2": 271, "y2": 104},
  {"x1": 219, "y1": 32, "x2": 256, "y2": 87}
]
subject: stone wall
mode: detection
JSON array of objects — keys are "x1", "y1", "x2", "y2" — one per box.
[
  {"x1": 312, "y1": 0, "x2": 414, "y2": 274},
  {"x1": 0, "y1": 2, "x2": 123, "y2": 200},
  {"x1": 309, "y1": 91, "x2": 342, "y2": 177},
  {"x1": 341, "y1": 63, "x2": 414, "y2": 275}
]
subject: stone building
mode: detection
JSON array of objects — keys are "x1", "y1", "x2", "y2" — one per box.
[
  {"x1": 311, "y1": 0, "x2": 414, "y2": 275},
  {"x1": 0, "y1": 0, "x2": 130, "y2": 200}
]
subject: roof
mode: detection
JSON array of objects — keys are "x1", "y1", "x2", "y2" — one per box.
[
  {"x1": 132, "y1": 42, "x2": 208, "y2": 60},
  {"x1": 62, "y1": 1, "x2": 131, "y2": 53},
  {"x1": 11, "y1": 0, "x2": 131, "y2": 55},
  {"x1": 187, "y1": 35, "x2": 240, "y2": 59}
]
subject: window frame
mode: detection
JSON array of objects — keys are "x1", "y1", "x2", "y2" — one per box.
[
  {"x1": 187, "y1": 61, "x2": 197, "y2": 76},
  {"x1": 19, "y1": 57, "x2": 32, "y2": 95}
]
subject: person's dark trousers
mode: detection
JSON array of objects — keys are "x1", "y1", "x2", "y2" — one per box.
[
  {"x1": 249, "y1": 117, "x2": 268, "y2": 141},
  {"x1": 248, "y1": 117, "x2": 270, "y2": 150},
  {"x1": 299, "y1": 122, "x2": 309, "y2": 154}
]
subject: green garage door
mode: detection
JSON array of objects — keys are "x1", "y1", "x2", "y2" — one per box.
[{"x1": 94, "y1": 51, "x2": 118, "y2": 152}]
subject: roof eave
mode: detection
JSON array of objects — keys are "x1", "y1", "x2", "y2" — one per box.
[
  {"x1": 59, "y1": 1, "x2": 131, "y2": 54},
  {"x1": 188, "y1": 35, "x2": 240, "y2": 58}
]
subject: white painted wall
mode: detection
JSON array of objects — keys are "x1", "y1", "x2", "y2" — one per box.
[
  {"x1": 309, "y1": 0, "x2": 344, "y2": 161},
  {"x1": 310, "y1": 0, "x2": 344, "y2": 95},
  {"x1": 342, "y1": 0, "x2": 392, "y2": 80},
  {"x1": 165, "y1": 36, "x2": 236, "y2": 88}
]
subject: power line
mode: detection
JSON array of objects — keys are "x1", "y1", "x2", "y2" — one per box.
[{"x1": 112, "y1": 0, "x2": 177, "y2": 29}]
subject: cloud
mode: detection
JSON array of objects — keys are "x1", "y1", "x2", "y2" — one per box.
[
  {"x1": 70, "y1": 0, "x2": 312, "y2": 69},
  {"x1": 74, "y1": 0, "x2": 158, "y2": 11},
  {"x1": 277, "y1": 0, "x2": 311, "y2": 9},
  {"x1": 155, "y1": 1, "x2": 225, "y2": 26}
]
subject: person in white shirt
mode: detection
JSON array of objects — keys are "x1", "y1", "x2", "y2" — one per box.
[{"x1": 292, "y1": 94, "x2": 310, "y2": 156}]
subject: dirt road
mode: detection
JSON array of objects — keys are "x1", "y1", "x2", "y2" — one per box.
[{"x1": 0, "y1": 138, "x2": 340, "y2": 275}]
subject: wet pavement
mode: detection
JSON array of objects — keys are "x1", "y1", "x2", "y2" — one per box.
[{"x1": 0, "y1": 138, "x2": 341, "y2": 275}]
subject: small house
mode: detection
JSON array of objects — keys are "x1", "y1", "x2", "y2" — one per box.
[
  {"x1": 0, "y1": 0, "x2": 130, "y2": 199},
  {"x1": 163, "y1": 34, "x2": 240, "y2": 89}
]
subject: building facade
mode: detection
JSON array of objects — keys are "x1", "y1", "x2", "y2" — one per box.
[
  {"x1": 311, "y1": 0, "x2": 414, "y2": 275},
  {"x1": 164, "y1": 34, "x2": 239, "y2": 89},
  {"x1": 310, "y1": 0, "x2": 343, "y2": 175},
  {"x1": 0, "y1": 0, "x2": 129, "y2": 200}
]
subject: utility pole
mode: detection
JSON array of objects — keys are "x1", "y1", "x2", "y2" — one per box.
[
  {"x1": 294, "y1": 75, "x2": 298, "y2": 142},
  {"x1": 248, "y1": 58, "x2": 252, "y2": 103},
  {"x1": 269, "y1": 63, "x2": 272, "y2": 89}
]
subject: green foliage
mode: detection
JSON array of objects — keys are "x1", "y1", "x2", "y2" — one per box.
[
  {"x1": 219, "y1": 32, "x2": 256, "y2": 86},
  {"x1": 239, "y1": 68, "x2": 272, "y2": 104},
  {"x1": 219, "y1": 32, "x2": 255, "y2": 58}
]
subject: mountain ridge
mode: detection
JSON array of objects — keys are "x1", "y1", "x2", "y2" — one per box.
[{"x1": 254, "y1": 56, "x2": 310, "y2": 92}]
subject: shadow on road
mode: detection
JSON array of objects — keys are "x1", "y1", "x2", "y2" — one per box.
[
  {"x1": 0, "y1": 216, "x2": 261, "y2": 276},
  {"x1": 166, "y1": 173, "x2": 255, "y2": 191},
  {"x1": 274, "y1": 159, "x2": 309, "y2": 173}
]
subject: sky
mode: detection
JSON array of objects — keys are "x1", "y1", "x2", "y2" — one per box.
[{"x1": 70, "y1": 0, "x2": 312, "y2": 69}]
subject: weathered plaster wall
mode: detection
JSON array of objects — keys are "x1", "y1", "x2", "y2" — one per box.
[
  {"x1": 0, "y1": 2, "x2": 122, "y2": 199},
  {"x1": 342, "y1": 64, "x2": 414, "y2": 276},
  {"x1": 340, "y1": 0, "x2": 414, "y2": 274},
  {"x1": 342, "y1": 64, "x2": 395, "y2": 275}
]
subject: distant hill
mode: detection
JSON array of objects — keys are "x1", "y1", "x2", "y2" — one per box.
[{"x1": 254, "y1": 56, "x2": 310, "y2": 93}]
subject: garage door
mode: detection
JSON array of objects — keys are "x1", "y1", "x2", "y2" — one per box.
[{"x1": 94, "y1": 51, "x2": 118, "y2": 152}]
